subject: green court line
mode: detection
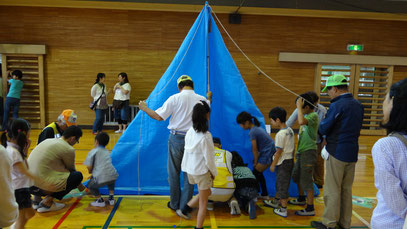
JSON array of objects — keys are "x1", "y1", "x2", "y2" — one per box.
[{"x1": 82, "y1": 226, "x2": 368, "y2": 229}]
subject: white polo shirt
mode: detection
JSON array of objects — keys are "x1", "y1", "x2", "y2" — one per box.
[{"x1": 155, "y1": 89, "x2": 208, "y2": 133}]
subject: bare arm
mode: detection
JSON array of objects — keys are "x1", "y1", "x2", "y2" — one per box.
[
  {"x1": 270, "y1": 148, "x2": 283, "y2": 172},
  {"x1": 296, "y1": 98, "x2": 308, "y2": 125},
  {"x1": 138, "y1": 101, "x2": 164, "y2": 121},
  {"x1": 86, "y1": 165, "x2": 93, "y2": 174}
]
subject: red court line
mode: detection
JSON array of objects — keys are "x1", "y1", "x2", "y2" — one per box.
[{"x1": 52, "y1": 197, "x2": 82, "y2": 229}]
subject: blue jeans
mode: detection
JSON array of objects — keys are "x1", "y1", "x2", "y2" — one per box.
[
  {"x1": 114, "y1": 102, "x2": 129, "y2": 121},
  {"x1": 2, "y1": 97, "x2": 20, "y2": 130},
  {"x1": 92, "y1": 109, "x2": 106, "y2": 133},
  {"x1": 167, "y1": 133, "x2": 194, "y2": 210}
]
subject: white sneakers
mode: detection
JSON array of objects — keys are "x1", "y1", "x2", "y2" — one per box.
[
  {"x1": 90, "y1": 198, "x2": 115, "y2": 207},
  {"x1": 229, "y1": 199, "x2": 241, "y2": 215},
  {"x1": 37, "y1": 202, "x2": 65, "y2": 213},
  {"x1": 176, "y1": 209, "x2": 191, "y2": 219},
  {"x1": 114, "y1": 130, "x2": 122, "y2": 134}
]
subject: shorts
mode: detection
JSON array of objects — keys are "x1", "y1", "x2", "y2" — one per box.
[
  {"x1": 275, "y1": 159, "x2": 294, "y2": 199},
  {"x1": 188, "y1": 172, "x2": 212, "y2": 190},
  {"x1": 15, "y1": 188, "x2": 32, "y2": 209},
  {"x1": 292, "y1": 149, "x2": 317, "y2": 191},
  {"x1": 208, "y1": 188, "x2": 235, "y2": 202},
  {"x1": 257, "y1": 150, "x2": 273, "y2": 165}
]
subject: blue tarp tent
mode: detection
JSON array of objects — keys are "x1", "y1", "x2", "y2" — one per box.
[{"x1": 108, "y1": 3, "x2": 319, "y2": 197}]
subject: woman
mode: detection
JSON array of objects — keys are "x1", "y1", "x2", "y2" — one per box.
[
  {"x1": 371, "y1": 78, "x2": 407, "y2": 229},
  {"x1": 91, "y1": 73, "x2": 109, "y2": 135},
  {"x1": 113, "y1": 72, "x2": 131, "y2": 133}
]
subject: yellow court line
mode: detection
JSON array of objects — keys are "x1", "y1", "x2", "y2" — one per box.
[{"x1": 209, "y1": 210, "x2": 218, "y2": 229}]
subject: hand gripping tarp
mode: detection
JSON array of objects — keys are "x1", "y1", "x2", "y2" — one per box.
[{"x1": 107, "y1": 3, "x2": 319, "y2": 197}]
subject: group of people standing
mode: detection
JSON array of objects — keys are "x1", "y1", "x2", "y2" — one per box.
[
  {"x1": 139, "y1": 74, "x2": 407, "y2": 229},
  {"x1": 90, "y1": 72, "x2": 131, "y2": 134}
]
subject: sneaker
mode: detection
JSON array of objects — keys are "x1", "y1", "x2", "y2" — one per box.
[
  {"x1": 315, "y1": 183, "x2": 323, "y2": 189},
  {"x1": 295, "y1": 209, "x2": 315, "y2": 216},
  {"x1": 288, "y1": 198, "x2": 306, "y2": 205},
  {"x1": 230, "y1": 200, "x2": 241, "y2": 215},
  {"x1": 90, "y1": 199, "x2": 106, "y2": 207},
  {"x1": 32, "y1": 201, "x2": 40, "y2": 210},
  {"x1": 248, "y1": 199, "x2": 256, "y2": 219},
  {"x1": 37, "y1": 202, "x2": 65, "y2": 213},
  {"x1": 206, "y1": 201, "x2": 214, "y2": 211},
  {"x1": 273, "y1": 207, "x2": 287, "y2": 218},
  {"x1": 114, "y1": 130, "x2": 122, "y2": 133},
  {"x1": 109, "y1": 198, "x2": 115, "y2": 206},
  {"x1": 167, "y1": 201, "x2": 176, "y2": 211},
  {"x1": 263, "y1": 199, "x2": 279, "y2": 208},
  {"x1": 310, "y1": 221, "x2": 336, "y2": 229},
  {"x1": 176, "y1": 209, "x2": 191, "y2": 220}
]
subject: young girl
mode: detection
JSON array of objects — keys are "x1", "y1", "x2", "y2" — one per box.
[
  {"x1": 1, "y1": 118, "x2": 36, "y2": 229},
  {"x1": 2, "y1": 70, "x2": 24, "y2": 131},
  {"x1": 236, "y1": 111, "x2": 276, "y2": 199},
  {"x1": 113, "y1": 72, "x2": 131, "y2": 133},
  {"x1": 177, "y1": 101, "x2": 217, "y2": 229}
]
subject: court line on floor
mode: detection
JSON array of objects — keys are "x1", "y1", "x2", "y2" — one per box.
[
  {"x1": 352, "y1": 209, "x2": 371, "y2": 229},
  {"x1": 53, "y1": 197, "x2": 82, "y2": 229},
  {"x1": 209, "y1": 210, "x2": 218, "y2": 229},
  {"x1": 102, "y1": 197, "x2": 123, "y2": 229}
]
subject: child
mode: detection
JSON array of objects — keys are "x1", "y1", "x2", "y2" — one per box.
[
  {"x1": 1, "y1": 118, "x2": 37, "y2": 229},
  {"x1": 264, "y1": 107, "x2": 295, "y2": 218},
  {"x1": 289, "y1": 93, "x2": 319, "y2": 216},
  {"x1": 84, "y1": 132, "x2": 118, "y2": 207},
  {"x1": 231, "y1": 151, "x2": 259, "y2": 219},
  {"x1": 177, "y1": 101, "x2": 217, "y2": 229},
  {"x1": 236, "y1": 111, "x2": 276, "y2": 199},
  {"x1": 2, "y1": 70, "x2": 24, "y2": 131}
]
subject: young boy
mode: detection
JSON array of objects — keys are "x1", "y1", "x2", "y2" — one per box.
[
  {"x1": 231, "y1": 151, "x2": 259, "y2": 219},
  {"x1": 264, "y1": 107, "x2": 295, "y2": 217},
  {"x1": 84, "y1": 132, "x2": 119, "y2": 207},
  {"x1": 289, "y1": 93, "x2": 319, "y2": 216}
]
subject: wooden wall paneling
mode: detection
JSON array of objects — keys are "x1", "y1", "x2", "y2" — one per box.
[{"x1": 1, "y1": 6, "x2": 407, "y2": 126}]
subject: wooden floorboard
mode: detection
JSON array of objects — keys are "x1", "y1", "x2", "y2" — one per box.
[{"x1": 8, "y1": 129, "x2": 380, "y2": 229}]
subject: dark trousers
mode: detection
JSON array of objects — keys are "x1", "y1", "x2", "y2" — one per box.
[
  {"x1": 2, "y1": 97, "x2": 20, "y2": 130},
  {"x1": 30, "y1": 171, "x2": 83, "y2": 200}
]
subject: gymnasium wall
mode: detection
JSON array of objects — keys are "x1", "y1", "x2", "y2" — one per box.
[{"x1": 0, "y1": 6, "x2": 406, "y2": 126}]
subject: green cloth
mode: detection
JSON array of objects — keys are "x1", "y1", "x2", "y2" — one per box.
[{"x1": 297, "y1": 112, "x2": 318, "y2": 152}]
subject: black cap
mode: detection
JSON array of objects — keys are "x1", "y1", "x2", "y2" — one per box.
[{"x1": 213, "y1": 137, "x2": 221, "y2": 145}]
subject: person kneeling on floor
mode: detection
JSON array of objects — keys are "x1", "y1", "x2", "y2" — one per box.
[
  {"x1": 231, "y1": 151, "x2": 259, "y2": 219},
  {"x1": 206, "y1": 137, "x2": 240, "y2": 215}
]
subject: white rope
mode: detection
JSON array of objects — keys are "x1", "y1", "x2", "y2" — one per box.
[{"x1": 211, "y1": 9, "x2": 317, "y2": 109}]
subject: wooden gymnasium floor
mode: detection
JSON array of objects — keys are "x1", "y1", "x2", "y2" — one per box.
[{"x1": 7, "y1": 129, "x2": 381, "y2": 229}]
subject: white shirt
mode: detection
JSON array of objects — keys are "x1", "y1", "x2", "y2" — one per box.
[
  {"x1": 273, "y1": 127, "x2": 295, "y2": 166},
  {"x1": 91, "y1": 83, "x2": 108, "y2": 105},
  {"x1": 7, "y1": 143, "x2": 32, "y2": 190},
  {"x1": 155, "y1": 89, "x2": 208, "y2": 132},
  {"x1": 181, "y1": 127, "x2": 218, "y2": 176},
  {"x1": 0, "y1": 145, "x2": 18, "y2": 228},
  {"x1": 113, "y1": 83, "x2": 131, "y2": 101}
]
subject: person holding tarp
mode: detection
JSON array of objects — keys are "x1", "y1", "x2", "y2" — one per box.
[{"x1": 138, "y1": 75, "x2": 212, "y2": 212}]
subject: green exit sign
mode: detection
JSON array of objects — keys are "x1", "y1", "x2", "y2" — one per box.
[{"x1": 347, "y1": 44, "x2": 364, "y2": 51}]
